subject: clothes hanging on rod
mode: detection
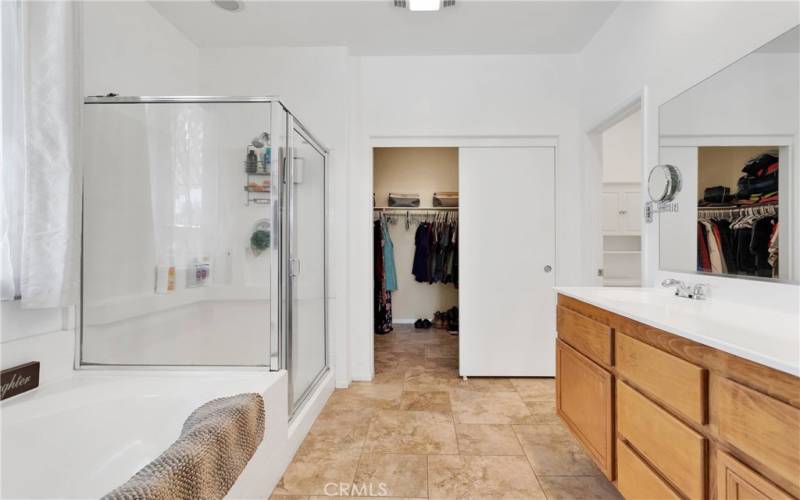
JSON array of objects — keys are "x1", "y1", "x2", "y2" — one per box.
[
  {"x1": 373, "y1": 216, "x2": 395, "y2": 334},
  {"x1": 411, "y1": 212, "x2": 458, "y2": 287},
  {"x1": 697, "y1": 204, "x2": 778, "y2": 278}
]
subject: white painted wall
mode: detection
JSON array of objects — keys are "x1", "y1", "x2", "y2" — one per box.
[
  {"x1": 602, "y1": 109, "x2": 641, "y2": 184},
  {"x1": 81, "y1": 1, "x2": 200, "y2": 95},
  {"x1": 351, "y1": 54, "x2": 582, "y2": 380},
  {"x1": 578, "y1": 0, "x2": 800, "y2": 311}
]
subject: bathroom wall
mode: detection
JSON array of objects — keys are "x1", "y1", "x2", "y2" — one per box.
[
  {"x1": 82, "y1": 1, "x2": 200, "y2": 95},
  {"x1": 578, "y1": 0, "x2": 800, "y2": 309},
  {"x1": 602, "y1": 110, "x2": 641, "y2": 184}
]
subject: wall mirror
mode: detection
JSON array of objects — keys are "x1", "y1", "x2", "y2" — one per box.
[
  {"x1": 647, "y1": 164, "x2": 682, "y2": 204},
  {"x1": 658, "y1": 25, "x2": 799, "y2": 283}
]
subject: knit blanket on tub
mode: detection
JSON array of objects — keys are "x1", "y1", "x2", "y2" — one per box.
[{"x1": 103, "y1": 393, "x2": 265, "y2": 500}]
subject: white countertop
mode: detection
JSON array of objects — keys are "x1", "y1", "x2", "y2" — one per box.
[{"x1": 555, "y1": 287, "x2": 800, "y2": 377}]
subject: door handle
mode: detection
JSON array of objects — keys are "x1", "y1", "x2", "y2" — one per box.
[
  {"x1": 544, "y1": 265, "x2": 552, "y2": 273},
  {"x1": 290, "y1": 258, "x2": 301, "y2": 278}
]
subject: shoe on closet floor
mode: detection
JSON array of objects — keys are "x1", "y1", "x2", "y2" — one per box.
[
  {"x1": 422, "y1": 318, "x2": 433, "y2": 329},
  {"x1": 433, "y1": 311, "x2": 445, "y2": 329},
  {"x1": 447, "y1": 319, "x2": 459, "y2": 335},
  {"x1": 414, "y1": 319, "x2": 424, "y2": 329}
]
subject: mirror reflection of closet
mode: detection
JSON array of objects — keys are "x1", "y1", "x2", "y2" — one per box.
[
  {"x1": 697, "y1": 146, "x2": 780, "y2": 279},
  {"x1": 659, "y1": 25, "x2": 798, "y2": 283}
]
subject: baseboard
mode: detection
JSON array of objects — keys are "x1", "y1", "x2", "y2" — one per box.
[{"x1": 393, "y1": 319, "x2": 417, "y2": 324}]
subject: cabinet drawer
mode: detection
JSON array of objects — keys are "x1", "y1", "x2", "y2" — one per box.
[
  {"x1": 616, "y1": 332, "x2": 707, "y2": 425},
  {"x1": 617, "y1": 380, "x2": 706, "y2": 499},
  {"x1": 711, "y1": 376, "x2": 800, "y2": 497},
  {"x1": 617, "y1": 439, "x2": 680, "y2": 500},
  {"x1": 555, "y1": 340, "x2": 614, "y2": 479},
  {"x1": 557, "y1": 306, "x2": 612, "y2": 367},
  {"x1": 716, "y1": 451, "x2": 793, "y2": 500}
]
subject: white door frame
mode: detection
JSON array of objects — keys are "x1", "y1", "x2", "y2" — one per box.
[
  {"x1": 358, "y1": 135, "x2": 559, "y2": 382},
  {"x1": 583, "y1": 89, "x2": 648, "y2": 287}
]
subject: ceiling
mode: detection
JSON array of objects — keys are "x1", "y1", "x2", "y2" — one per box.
[{"x1": 149, "y1": 0, "x2": 621, "y2": 55}]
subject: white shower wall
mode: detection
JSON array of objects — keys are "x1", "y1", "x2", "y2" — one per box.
[{"x1": 81, "y1": 102, "x2": 272, "y2": 366}]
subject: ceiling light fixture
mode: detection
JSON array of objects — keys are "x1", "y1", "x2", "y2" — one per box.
[
  {"x1": 212, "y1": 0, "x2": 244, "y2": 12},
  {"x1": 394, "y1": 0, "x2": 455, "y2": 12}
]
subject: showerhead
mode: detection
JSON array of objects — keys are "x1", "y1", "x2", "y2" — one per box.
[
  {"x1": 212, "y1": 0, "x2": 244, "y2": 12},
  {"x1": 251, "y1": 132, "x2": 270, "y2": 148}
]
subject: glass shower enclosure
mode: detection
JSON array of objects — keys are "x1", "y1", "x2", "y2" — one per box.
[{"x1": 80, "y1": 96, "x2": 328, "y2": 415}]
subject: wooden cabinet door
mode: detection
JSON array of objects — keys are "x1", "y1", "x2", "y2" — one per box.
[
  {"x1": 556, "y1": 340, "x2": 614, "y2": 479},
  {"x1": 716, "y1": 451, "x2": 792, "y2": 500}
]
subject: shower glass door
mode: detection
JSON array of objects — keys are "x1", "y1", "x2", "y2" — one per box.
[{"x1": 287, "y1": 118, "x2": 328, "y2": 414}]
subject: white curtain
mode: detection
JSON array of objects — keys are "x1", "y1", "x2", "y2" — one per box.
[{"x1": 0, "y1": 1, "x2": 81, "y2": 308}]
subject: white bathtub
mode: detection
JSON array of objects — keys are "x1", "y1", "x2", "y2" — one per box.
[{"x1": 0, "y1": 369, "x2": 334, "y2": 499}]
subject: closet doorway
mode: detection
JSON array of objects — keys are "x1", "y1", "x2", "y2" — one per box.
[
  {"x1": 373, "y1": 147, "x2": 460, "y2": 339},
  {"x1": 370, "y1": 140, "x2": 558, "y2": 379}
]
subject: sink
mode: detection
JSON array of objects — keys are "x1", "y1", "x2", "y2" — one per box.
[{"x1": 588, "y1": 288, "x2": 664, "y2": 305}]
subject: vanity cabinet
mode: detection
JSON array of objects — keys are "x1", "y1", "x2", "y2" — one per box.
[
  {"x1": 556, "y1": 340, "x2": 614, "y2": 479},
  {"x1": 556, "y1": 294, "x2": 800, "y2": 500}
]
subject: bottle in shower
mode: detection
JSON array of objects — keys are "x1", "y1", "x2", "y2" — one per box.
[{"x1": 246, "y1": 149, "x2": 258, "y2": 174}]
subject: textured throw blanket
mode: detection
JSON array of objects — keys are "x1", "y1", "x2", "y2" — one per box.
[{"x1": 103, "y1": 393, "x2": 265, "y2": 500}]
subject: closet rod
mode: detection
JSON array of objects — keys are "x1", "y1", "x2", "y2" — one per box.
[
  {"x1": 373, "y1": 207, "x2": 459, "y2": 211},
  {"x1": 697, "y1": 203, "x2": 777, "y2": 219}
]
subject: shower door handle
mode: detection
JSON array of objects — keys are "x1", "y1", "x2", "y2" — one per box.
[{"x1": 290, "y1": 258, "x2": 301, "y2": 278}]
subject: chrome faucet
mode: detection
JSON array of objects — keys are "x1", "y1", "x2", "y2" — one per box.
[{"x1": 661, "y1": 279, "x2": 710, "y2": 300}]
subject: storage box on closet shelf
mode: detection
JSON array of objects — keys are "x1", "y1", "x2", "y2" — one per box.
[{"x1": 244, "y1": 144, "x2": 272, "y2": 206}]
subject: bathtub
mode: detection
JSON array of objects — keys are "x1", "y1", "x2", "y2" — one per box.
[{"x1": 0, "y1": 369, "x2": 334, "y2": 499}]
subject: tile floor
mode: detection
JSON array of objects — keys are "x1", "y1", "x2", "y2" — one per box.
[{"x1": 271, "y1": 325, "x2": 620, "y2": 499}]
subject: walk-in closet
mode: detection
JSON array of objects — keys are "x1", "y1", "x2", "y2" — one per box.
[
  {"x1": 373, "y1": 147, "x2": 460, "y2": 337},
  {"x1": 371, "y1": 143, "x2": 557, "y2": 378}
]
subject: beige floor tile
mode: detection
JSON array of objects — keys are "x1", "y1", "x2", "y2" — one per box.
[
  {"x1": 538, "y1": 476, "x2": 621, "y2": 499},
  {"x1": 404, "y1": 366, "x2": 460, "y2": 392},
  {"x1": 425, "y1": 344, "x2": 459, "y2": 359},
  {"x1": 422, "y1": 356, "x2": 459, "y2": 370},
  {"x1": 450, "y1": 388, "x2": 533, "y2": 424},
  {"x1": 371, "y1": 367, "x2": 408, "y2": 385},
  {"x1": 452, "y1": 377, "x2": 517, "y2": 393},
  {"x1": 511, "y1": 378, "x2": 556, "y2": 401},
  {"x1": 455, "y1": 424, "x2": 524, "y2": 456},
  {"x1": 400, "y1": 390, "x2": 452, "y2": 412},
  {"x1": 513, "y1": 424, "x2": 601, "y2": 476},
  {"x1": 364, "y1": 410, "x2": 458, "y2": 454},
  {"x1": 427, "y1": 455, "x2": 546, "y2": 499},
  {"x1": 272, "y1": 451, "x2": 361, "y2": 496},
  {"x1": 323, "y1": 383, "x2": 404, "y2": 411},
  {"x1": 308, "y1": 497, "x2": 426, "y2": 499},
  {"x1": 525, "y1": 400, "x2": 561, "y2": 425},
  {"x1": 295, "y1": 412, "x2": 369, "y2": 458},
  {"x1": 352, "y1": 453, "x2": 428, "y2": 498}
]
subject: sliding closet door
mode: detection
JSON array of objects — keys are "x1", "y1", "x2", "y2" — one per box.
[{"x1": 459, "y1": 147, "x2": 556, "y2": 376}]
